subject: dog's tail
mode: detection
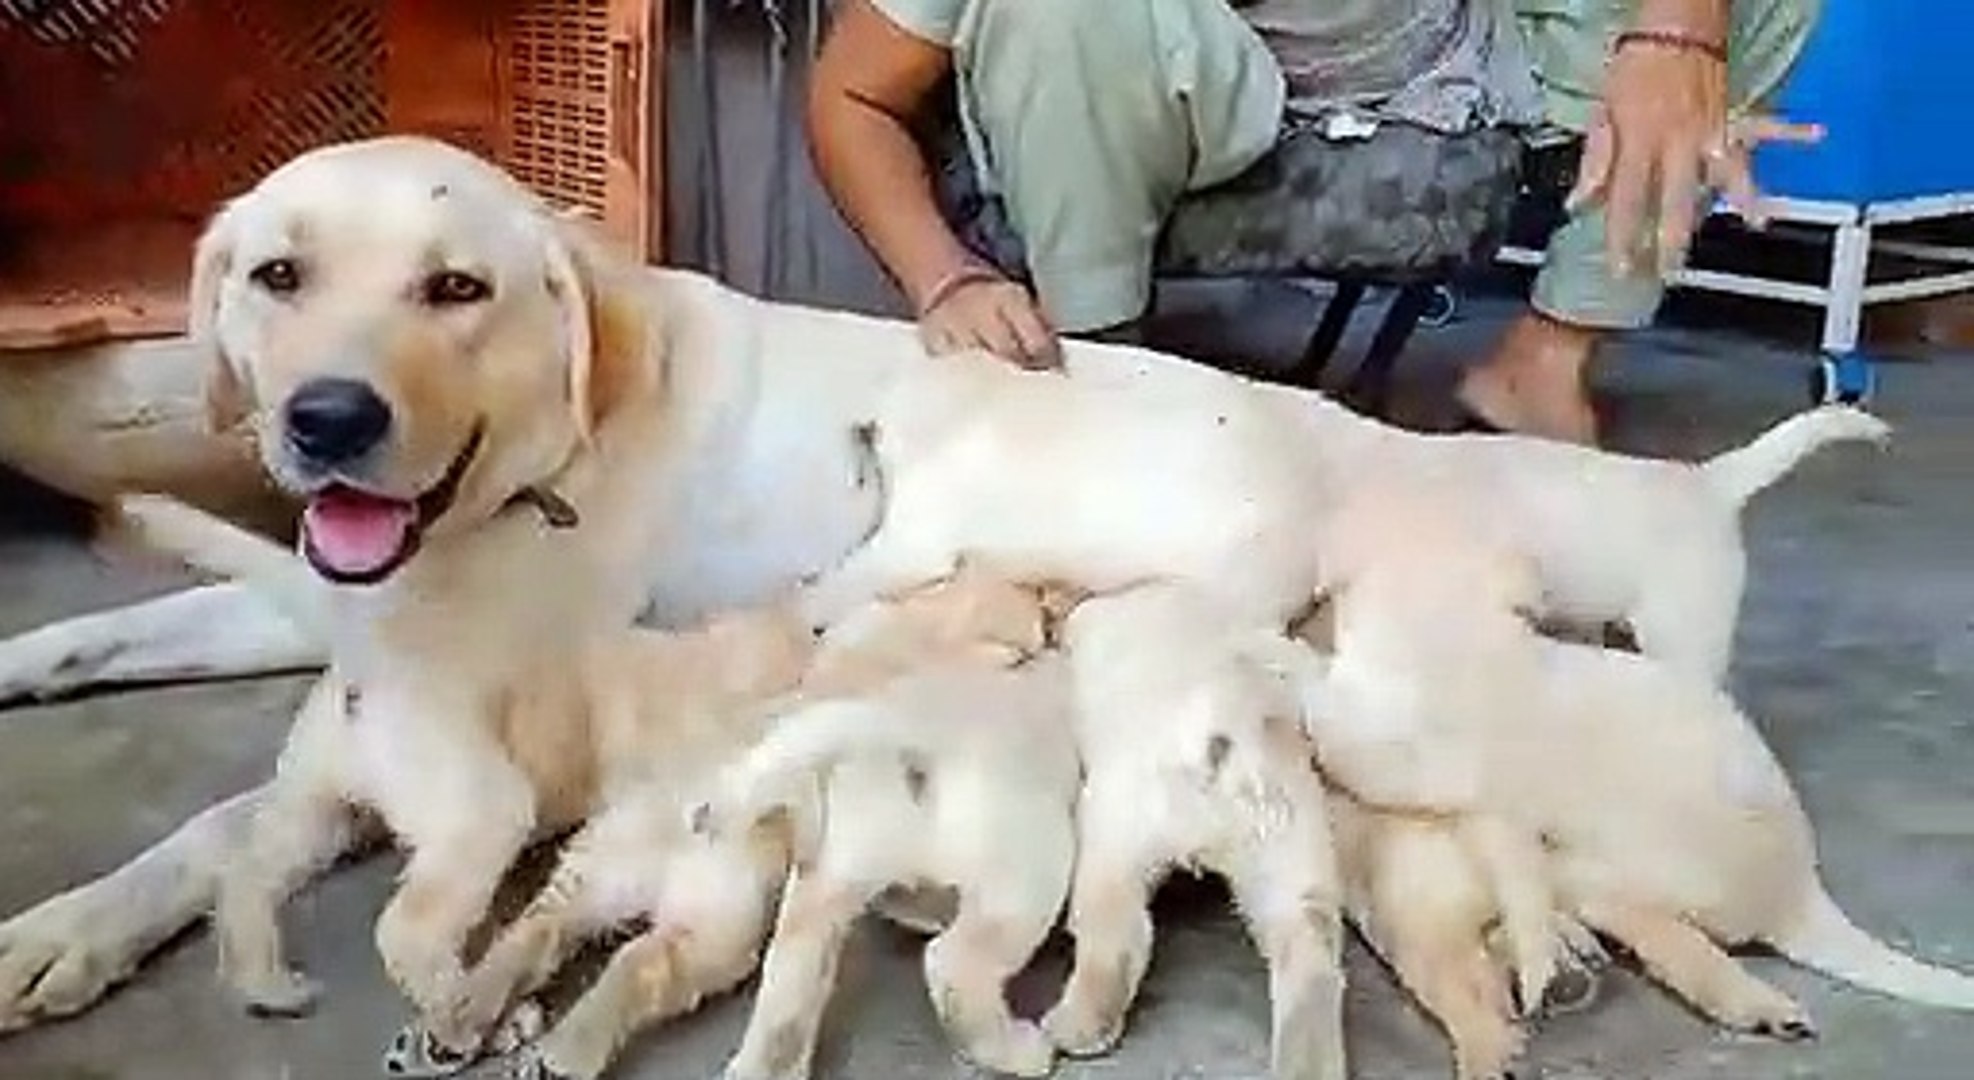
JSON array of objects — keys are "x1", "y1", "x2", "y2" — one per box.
[
  {"x1": 1766, "y1": 884, "x2": 1974, "y2": 1009},
  {"x1": 1700, "y1": 405, "x2": 1890, "y2": 506},
  {"x1": 692, "y1": 699, "x2": 936, "y2": 840},
  {"x1": 106, "y1": 494, "x2": 328, "y2": 635}
]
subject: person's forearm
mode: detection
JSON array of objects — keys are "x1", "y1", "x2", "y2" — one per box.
[
  {"x1": 1633, "y1": 0, "x2": 1727, "y2": 37},
  {"x1": 807, "y1": 92, "x2": 979, "y2": 310}
]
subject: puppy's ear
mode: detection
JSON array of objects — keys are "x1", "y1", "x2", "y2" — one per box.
[
  {"x1": 543, "y1": 213, "x2": 647, "y2": 444},
  {"x1": 189, "y1": 204, "x2": 252, "y2": 434}
]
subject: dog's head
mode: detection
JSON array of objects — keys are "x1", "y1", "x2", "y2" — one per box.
[{"x1": 189, "y1": 136, "x2": 642, "y2": 585}]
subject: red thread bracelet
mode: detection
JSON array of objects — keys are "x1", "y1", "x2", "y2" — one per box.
[
  {"x1": 1614, "y1": 28, "x2": 1728, "y2": 64},
  {"x1": 916, "y1": 264, "x2": 1003, "y2": 317}
]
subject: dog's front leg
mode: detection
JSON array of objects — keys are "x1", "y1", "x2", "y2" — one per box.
[
  {"x1": 215, "y1": 782, "x2": 362, "y2": 1015},
  {"x1": 0, "y1": 785, "x2": 270, "y2": 1033},
  {"x1": 375, "y1": 767, "x2": 536, "y2": 1027}
]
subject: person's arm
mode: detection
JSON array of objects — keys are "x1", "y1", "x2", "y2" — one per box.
[{"x1": 807, "y1": 0, "x2": 1058, "y2": 366}]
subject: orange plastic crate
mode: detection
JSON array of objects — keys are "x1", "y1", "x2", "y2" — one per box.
[{"x1": 0, "y1": 0, "x2": 660, "y2": 351}]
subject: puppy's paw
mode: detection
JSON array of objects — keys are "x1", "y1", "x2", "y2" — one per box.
[
  {"x1": 1748, "y1": 1014, "x2": 1818, "y2": 1043},
  {"x1": 961, "y1": 1019, "x2": 1055, "y2": 1078},
  {"x1": 506, "y1": 1045, "x2": 577, "y2": 1080},
  {"x1": 1040, "y1": 1002, "x2": 1124, "y2": 1059},
  {"x1": 488, "y1": 1000, "x2": 549, "y2": 1056},
  {"x1": 383, "y1": 1023, "x2": 479, "y2": 1077},
  {"x1": 234, "y1": 968, "x2": 323, "y2": 1018}
]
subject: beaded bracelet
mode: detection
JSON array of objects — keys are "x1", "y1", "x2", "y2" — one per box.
[{"x1": 1614, "y1": 28, "x2": 1729, "y2": 64}]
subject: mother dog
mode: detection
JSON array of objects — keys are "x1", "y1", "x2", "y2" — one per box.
[{"x1": 0, "y1": 136, "x2": 1881, "y2": 1032}]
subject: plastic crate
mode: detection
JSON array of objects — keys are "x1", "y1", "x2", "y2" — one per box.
[
  {"x1": 1754, "y1": 0, "x2": 1974, "y2": 204},
  {"x1": 0, "y1": 0, "x2": 660, "y2": 351}
]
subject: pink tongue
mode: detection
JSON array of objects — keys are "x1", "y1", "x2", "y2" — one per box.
[{"x1": 303, "y1": 490, "x2": 417, "y2": 577}]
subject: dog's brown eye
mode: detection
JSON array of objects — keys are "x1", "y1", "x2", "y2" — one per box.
[
  {"x1": 421, "y1": 270, "x2": 493, "y2": 307},
  {"x1": 248, "y1": 258, "x2": 303, "y2": 296}
]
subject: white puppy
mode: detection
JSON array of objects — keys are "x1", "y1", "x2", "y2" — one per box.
[
  {"x1": 802, "y1": 352, "x2": 1888, "y2": 687},
  {"x1": 1286, "y1": 529, "x2": 1974, "y2": 1038},
  {"x1": 695, "y1": 646, "x2": 1079, "y2": 1079},
  {"x1": 1048, "y1": 583, "x2": 1347, "y2": 1080}
]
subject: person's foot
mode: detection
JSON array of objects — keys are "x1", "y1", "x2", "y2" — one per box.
[{"x1": 1456, "y1": 311, "x2": 1602, "y2": 444}]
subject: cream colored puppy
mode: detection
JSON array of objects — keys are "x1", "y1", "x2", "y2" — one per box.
[
  {"x1": 1324, "y1": 791, "x2": 1529, "y2": 1080},
  {"x1": 107, "y1": 496, "x2": 813, "y2": 1058},
  {"x1": 801, "y1": 367, "x2": 1889, "y2": 687},
  {"x1": 426, "y1": 566, "x2": 1065, "y2": 1080},
  {"x1": 1047, "y1": 583, "x2": 1347, "y2": 1080},
  {"x1": 694, "y1": 620, "x2": 1079, "y2": 1080},
  {"x1": 1288, "y1": 512, "x2": 1974, "y2": 1036}
]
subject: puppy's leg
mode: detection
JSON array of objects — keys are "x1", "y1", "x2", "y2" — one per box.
[
  {"x1": 524, "y1": 899, "x2": 774, "y2": 1080},
  {"x1": 1626, "y1": 554, "x2": 1742, "y2": 685},
  {"x1": 723, "y1": 869, "x2": 872, "y2": 1080},
  {"x1": 1225, "y1": 841, "x2": 1348, "y2": 1080},
  {"x1": 375, "y1": 780, "x2": 536, "y2": 1024},
  {"x1": 214, "y1": 783, "x2": 360, "y2": 1016},
  {"x1": 1377, "y1": 906, "x2": 1524, "y2": 1080},
  {"x1": 1040, "y1": 804, "x2": 1160, "y2": 1058},
  {"x1": 1576, "y1": 896, "x2": 1814, "y2": 1039},
  {"x1": 0, "y1": 785, "x2": 273, "y2": 1032},
  {"x1": 1462, "y1": 816, "x2": 1567, "y2": 1018},
  {"x1": 921, "y1": 823, "x2": 1072, "y2": 1078}
]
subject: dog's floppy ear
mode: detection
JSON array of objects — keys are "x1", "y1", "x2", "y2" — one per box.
[
  {"x1": 189, "y1": 203, "x2": 252, "y2": 434},
  {"x1": 543, "y1": 212, "x2": 647, "y2": 444}
]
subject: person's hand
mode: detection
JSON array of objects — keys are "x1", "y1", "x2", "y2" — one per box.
[
  {"x1": 916, "y1": 266, "x2": 1062, "y2": 370},
  {"x1": 1570, "y1": 33, "x2": 1728, "y2": 276},
  {"x1": 1571, "y1": 33, "x2": 1825, "y2": 277}
]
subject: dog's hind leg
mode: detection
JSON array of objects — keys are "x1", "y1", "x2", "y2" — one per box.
[
  {"x1": 723, "y1": 869, "x2": 874, "y2": 1080},
  {"x1": 525, "y1": 900, "x2": 775, "y2": 1080},
  {"x1": 0, "y1": 785, "x2": 276, "y2": 1032},
  {"x1": 1040, "y1": 801, "x2": 1161, "y2": 1059},
  {"x1": 923, "y1": 826, "x2": 1072, "y2": 1079},
  {"x1": 1627, "y1": 549, "x2": 1744, "y2": 686},
  {"x1": 1377, "y1": 905, "x2": 1524, "y2": 1080},
  {"x1": 1576, "y1": 894, "x2": 1815, "y2": 1040},
  {"x1": 0, "y1": 583, "x2": 322, "y2": 706},
  {"x1": 1226, "y1": 847, "x2": 1348, "y2": 1080}
]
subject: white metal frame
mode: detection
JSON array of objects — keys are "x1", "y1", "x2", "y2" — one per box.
[{"x1": 1498, "y1": 191, "x2": 1974, "y2": 354}]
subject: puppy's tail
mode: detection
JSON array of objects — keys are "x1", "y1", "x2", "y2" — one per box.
[
  {"x1": 1700, "y1": 405, "x2": 1890, "y2": 506},
  {"x1": 1766, "y1": 885, "x2": 1974, "y2": 1009},
  {"x1": 693, "y1": 700, "x2": 934, "y2": 839},
  {"x1": 106, "y1": 494, "x2": 328, "y2": 635}
]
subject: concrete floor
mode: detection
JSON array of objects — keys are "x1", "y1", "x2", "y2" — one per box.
[{"x1": 1, "y1": 297, "x2": 1972, "y2": 1080}]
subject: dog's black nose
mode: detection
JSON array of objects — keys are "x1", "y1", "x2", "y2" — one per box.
[{"x1": 283, "y1": 378, "x2": 393, "y2": 465}]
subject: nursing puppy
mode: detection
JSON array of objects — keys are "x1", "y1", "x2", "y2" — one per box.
[
  {"x1": 800, "y1": 350, "x2": 1888, "y2": 686},
  {"x1": 694, "y1": 588, "x2": 1079, "y2": 1080},
  {"x1": 1290, "y1": 499, "x2": 1974, "y2": 1039},
  {"x1": 1048, "y1": 584, "x2": 1347, "y2": 1080},
  {"x1": 388, "y1": 566, "x2": 1063, "y2": 1080},
  {"x1": 106, "y1": 494, "x2": 814, "y2": 1066}
]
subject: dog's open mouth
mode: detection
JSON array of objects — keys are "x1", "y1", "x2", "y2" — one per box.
[{"x1": 299, "y1": 425, "x2": 483, "y2": 585}]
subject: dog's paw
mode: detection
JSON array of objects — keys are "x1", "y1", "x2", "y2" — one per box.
[
  {"x1": 961, "y1": 1020, "x2": 1056, "y2": 1078},
  {"x1": 1748, "y1": 1014, "x2": 1818, "y2": 1043},
  {"x1": 0, "y1": 889, "x2": 150, "y2": 1033},
  {"x1": 505, "y1": 1046, "x2": 576, "y2": 1080},
  {"x1": 1040, "y1": 1002, "x2": 1124, "y2": 1059},
  {"x1": 383, "y1": 1024, "x2": 480, "y2": 1077},
  {"x1": 234, "y1": 967, "x2": 323, "y2": 1018},
  {"x1": 487, "y1": 1000, "x2": 549, "y2": 1056}
]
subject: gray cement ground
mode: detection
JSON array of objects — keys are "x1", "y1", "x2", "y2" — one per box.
[{"x1": 1, "y1": 294, "x2": 1971, "y2": 1079}]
